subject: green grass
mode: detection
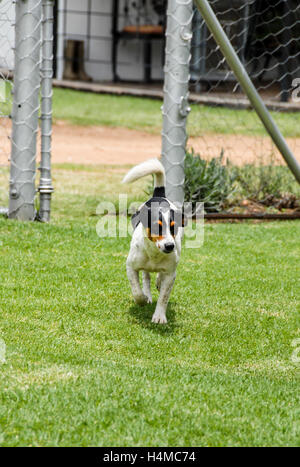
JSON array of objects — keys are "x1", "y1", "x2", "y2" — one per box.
[
  {"x1": 0, "y1": 164, "x2": 299, "y2": 447},
  {"x1": 52, "y1": 88, "x2": 300, "y2": 138},
  {"x1": 1, "y1": 84, "x2": 300, "y2": 139}
]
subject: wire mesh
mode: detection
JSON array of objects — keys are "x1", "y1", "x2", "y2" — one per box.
[
  {"x1": 161, "y1": 0, "x2": 193, "y2": 204},
  {"x1": 0, "y1": 0, "x2": 14, "y2": 208},
  {"x1": 189, "y1": 0, "x2": 300, "y2": 167},
  {"x1": 38, "y1": 0, "x2": 54, "y2": 222},
  {"x1": 56, "y1": 0, "x2": 300, "y2": 171},
  {"x1": 0, "y1": 0, "x2": 54, "y2": 220},
  {"x1": 56, "y1": 0, "x2": 166, "y2": 83},
  {"x1": 8, "y1": 0, "x2": 42, "y2": 220}
]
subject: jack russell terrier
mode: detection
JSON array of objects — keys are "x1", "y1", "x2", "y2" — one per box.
[{"x1": 122, "y1": 158, "x2": 186, "y2": 324}]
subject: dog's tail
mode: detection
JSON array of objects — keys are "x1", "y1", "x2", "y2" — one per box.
[{"x1": 122, "y1": 159, "x2": 166, "y2": 193}]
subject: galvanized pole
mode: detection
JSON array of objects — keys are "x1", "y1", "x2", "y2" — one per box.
[
  {"x1": 9, "y1": 0, "x2": 42, "y2": 220},
  {"x1": 56, "y1": 0, "x2": 65, "y2": 81},
  {"x1": 161, "y1": 0, "x2": 193, "y2": 205},
  {"x1": 194, "y1": 0, "x2": 300, "y2": 184},
  {"x1": 38, "y1": 0, "x2": 54, "y2": 222}
]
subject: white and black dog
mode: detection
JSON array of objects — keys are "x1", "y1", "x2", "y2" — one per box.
[{"x1": 122, "y1": 158, "x2": 186, "y2": 324}]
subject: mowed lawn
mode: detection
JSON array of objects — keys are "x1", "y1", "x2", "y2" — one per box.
[
  {"x1": 0, "y1": 165, "x2": 299, "y2": 447},
  {"x1": 52, "y1": 88, "x2": 300, "y2": 138}
]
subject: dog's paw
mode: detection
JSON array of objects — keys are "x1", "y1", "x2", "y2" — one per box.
[
  {"x1": 134, "y1": 293, "x2": 148, "y2": 306},
  {"x1": 152, "y1": 313, "x2": 167, "y2": 324},
  {"x1": 145, "y1": 294, "x2": 152, "y2": 304}
]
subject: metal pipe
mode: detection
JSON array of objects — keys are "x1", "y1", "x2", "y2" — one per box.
[
  {"x1": 56, "y1": 0, "x2": 65, "y2": 80},
  {"x1": 193, "y1": 0, "x2": 300, "y2": 184},
  {"x1": 38, "y1": 0, "x2": 54, "y2": 222},
  {"x1": 9, "y1": 0, "x2": 42, "y2": 220},
  {"x1": 161, "y1": 0, "x2": 193, "y2": 205}
]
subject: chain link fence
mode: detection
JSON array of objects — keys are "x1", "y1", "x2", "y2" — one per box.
[
  {"x1": 189, "y1": 0, "x2": 300, "y2": 167},
  {"x1": 0, "y1": 0, "x2": 54, "y2": 220},
  {"x1": 161, "y1": 0, "x2": 300, "y2": 214},
  {"x1": 1, "y1": 1, "x2": 299, "y2": 217},
  {"x1": 162, "y1": 0, "x2": 193, "y2": 204},
  {"x1": 54, "y1": 1, "x2": 300, "y2": 175},
  {"x1": 0, "y1": 0, "x2": 14, "y2": 210},
  {"x1": 9, "y1": 0, "x2": 43, "y2": 220}
]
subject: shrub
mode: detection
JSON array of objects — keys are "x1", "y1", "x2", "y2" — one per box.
[
  {"x1": 231, "y1": 164, "x2": 300, "y2": 207},
  {"x1": 184, "y1": 149, "x2": 236, "y2": 212},
  {"x1": 145, "y1": 150, "x2": 299, "y2": 213}
]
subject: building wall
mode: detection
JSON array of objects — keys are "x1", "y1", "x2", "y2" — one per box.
[{"x1": 57, "y1": 0, "x2": 165, "y2": 82}]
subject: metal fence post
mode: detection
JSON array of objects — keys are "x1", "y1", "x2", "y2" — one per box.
[
  {"x1": 9, "y1": 0, "x2": 42, "y2": 220},
  {"x1": 38, "y1": 0, "x2": 54, "y2": 222},
  {"x1": 161, "y1": 0, "x2": 193, "y2": 205},
  {"x1": 193, "y1": 0, "x2": 300, "y2": 185}
]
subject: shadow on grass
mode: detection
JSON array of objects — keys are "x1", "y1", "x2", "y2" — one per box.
[{"x1": 128, "y1": 301, "x2": 177, "y2": 335}]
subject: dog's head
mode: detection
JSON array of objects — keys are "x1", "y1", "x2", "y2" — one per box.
[{"x1": 136, "y1": 198, "x2": 187, "y2": 254}]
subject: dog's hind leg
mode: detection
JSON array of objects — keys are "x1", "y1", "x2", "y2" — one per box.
[
  {"x1": 152, "y1": 273, "x2": 176, "y2": 324},
  {"x1": 126, "y1": 264, "x2": 148, "y2": 306},
  {"x1": 142, "y1": 272, "x2": 152, "y2": 304}
]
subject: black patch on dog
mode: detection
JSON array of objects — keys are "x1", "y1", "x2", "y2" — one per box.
[
  {"x1": 141, "y1": 198, "x2": 169, "y2": 235},
  {"x1": 131, "y1": 192, "x2": 187, "y2": 233},
  {"x1": 131, "y1": 196, "x2": 169, "y2": 232},
  {"x1": 153, "y1": 186, "x2": 166, "y2": 198}
]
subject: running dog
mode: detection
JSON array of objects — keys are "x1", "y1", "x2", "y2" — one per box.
[{"x1": 122, "y1": 159, "x2": 186, "y2": 324}]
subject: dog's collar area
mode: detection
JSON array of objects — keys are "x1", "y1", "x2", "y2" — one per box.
[
  {"x1": 145, "y1": 196, "x2": 170, "y2": 209},
  {"x1": 153, "y1": 186, "x2": 166, "y2": 198}
]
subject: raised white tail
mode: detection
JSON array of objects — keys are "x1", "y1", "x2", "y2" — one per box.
[{"x1": 122, "y1": 158, "x2": 166, "y2": 188}]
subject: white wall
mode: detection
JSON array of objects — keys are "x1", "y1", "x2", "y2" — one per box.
[{"x1": 57, "y1": 0, "x2": 165, "y2": 82}]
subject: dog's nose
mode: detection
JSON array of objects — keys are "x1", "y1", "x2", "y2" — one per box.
[{"x1": 165, "y1": 242, "x2": 174, "y2": 252}]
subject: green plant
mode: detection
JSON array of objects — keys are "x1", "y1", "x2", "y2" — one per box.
[
  {"x1": 145, "y1": 152, "x2": 299, "y2": 212},
  {"x1": 184, "y1": 149, "x2": 236, "y2": 212},
  {"x1": 231, "y1": 163, "x2": 300, "y2": 207}
]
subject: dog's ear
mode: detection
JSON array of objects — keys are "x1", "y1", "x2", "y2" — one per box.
[{"x1": 131, "y1": 211, "x2": 141, "y2": 230}]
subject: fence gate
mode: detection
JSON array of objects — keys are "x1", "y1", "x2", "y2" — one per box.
[{"x1": 0, "y1": 0, "x2": 54, "y2": 222}]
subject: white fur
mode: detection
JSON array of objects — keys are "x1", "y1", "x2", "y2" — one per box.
[
  {"x1": 122, "y1": 158, "x2": 166, "y2": 188},
  {"x1": 123, "y1": 159, "x2": 184, "y2": 324}
]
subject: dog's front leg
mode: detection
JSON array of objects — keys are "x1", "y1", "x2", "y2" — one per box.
[
  {"x1": 152, "y1": 273, "x2": 176, "y2": 324},
  {"x1": 156, "y1": 273, "x2": 161, "y2": 291},
  {"x1": 142, "y1": 272, "x2": 152, "y2": 304},
  {"x1": 126, "y1": 264, "x2": 148, "y2": 306}
]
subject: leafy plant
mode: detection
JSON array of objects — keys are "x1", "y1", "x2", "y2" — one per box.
[
  {"x1": 145, "y1": 150, "x2": 299, "y2": 213},
  {"x1": 231, "y1": 163, "x2": 300, "y2": 208},
  {"x1": 184, "y1": 149, "x2": 236, "y2": 213}
]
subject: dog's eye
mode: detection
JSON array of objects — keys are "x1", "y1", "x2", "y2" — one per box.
[
  {"x1": 170, "y1": 221, "x2": 177, "y2": 236},
  {"x1": 151, "y1": 219, "x2": 163, "y2": 236}
]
